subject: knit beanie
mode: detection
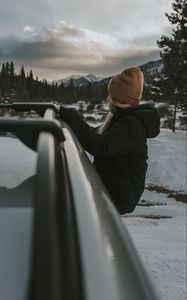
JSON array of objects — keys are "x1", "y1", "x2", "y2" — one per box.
[{"x1": 108, "y1": 67, "x2": 144, "y2": 106}]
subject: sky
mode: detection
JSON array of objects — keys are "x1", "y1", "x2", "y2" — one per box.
[{"x1": 0, "y1": 0, "x2": 172, "y2": 80}]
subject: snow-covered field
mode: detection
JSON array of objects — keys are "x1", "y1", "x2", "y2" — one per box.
[
  {"x1": 123, "y1": 190, "x2": 186, "y2": 300},
  {"x1": 146, "y1": 129, "x2": 186, "y2": 192},
  {"x1": 122, "y1": 129, "x2": 186, "y2": 300}
]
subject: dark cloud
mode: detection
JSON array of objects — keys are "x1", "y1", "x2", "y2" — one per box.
[{"x1": 0, "y1": 22, "x2": 160, "y2": 79}]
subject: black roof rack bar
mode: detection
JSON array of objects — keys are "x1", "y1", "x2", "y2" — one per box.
[
  {"x1": 0, "y1": 102, "x2": 60, "y2": 117},
  {"x1": 0, "y1": 118, "x2": 65, "y2": 150}
]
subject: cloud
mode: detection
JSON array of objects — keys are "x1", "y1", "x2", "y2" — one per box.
[
  {"x1": 23, "y1": 25, "x2": 39, "y2": 39},
  {"x1": 0, "y1": 21, "x2": 160, "y2": 79},
  {"x1": 23, "y1": 26, "x2": 35, "y2": 33}
]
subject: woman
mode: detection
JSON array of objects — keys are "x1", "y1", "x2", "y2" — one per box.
[{"x1": 60, "y1": 67, "x2": 160, "y2": 214}]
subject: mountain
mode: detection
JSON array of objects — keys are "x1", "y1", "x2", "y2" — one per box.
[
  {"x1": 58, "y1": 59, "x2": 163, "y2": 88},
  {"x1": 139, "y1": 59, "x2": 163, "y2": 76},
  {"x1": 58, "y1": 74, "x2": 108, "y2": 88}
]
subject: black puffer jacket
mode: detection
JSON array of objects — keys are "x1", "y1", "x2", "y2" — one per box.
[{"x1": 60, "y1": 101, "x2": 160, "y2": 214}]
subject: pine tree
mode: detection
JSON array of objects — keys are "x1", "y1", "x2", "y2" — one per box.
[
  {"x1": 68, "y1": 78, "x2": 76, "y2": 100},
  {"x1": 0, "y1": 64, "x2": 6, "y2": 100},
  {"x1": 156, "y1": 0, "x2": 187, "y2": 131},
  {"x1": 27, "y1": 70, "x2": 34, "y2": 99},
  {"x1": 17, "y1": 66, "x2": 28, "y2": 100},
  {"x1": 59, "y1": 81, "x2": 65, "y2": 101},
  {"x1": 5, "y1": 62, "x2": 10, "y2": 75},
  {"x1": 0, "y1": 61, "x2": 68, "y2": 102},
  {"x1": 5, "y1": 62, "x2": 11, "y2": 90},
  {"x1": 20, "y1": 66, "x2": 26, "y2": 84},
  {"x1": 10, "y1": 62, "x2": 15, "y2": 85}
]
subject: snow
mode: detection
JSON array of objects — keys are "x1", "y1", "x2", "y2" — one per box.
[
  {"x1": 122, "y1": 129, "x2": 187, "y2": 300},
  {"x1": 153, "y1": 77, "x2": 161, "y2": 82},
  {"x1": 59, "y1": 74, "x2": 106, "y2": 87},
  {"x1": 123, "y1": 190, "x2": 186, "y2": 300},
  {"x1": 146, "y1": 129, "x2": 187, "y2": 193},
  {"x1": 67, "y1": 100, "x2": 186, "y2": 130}
]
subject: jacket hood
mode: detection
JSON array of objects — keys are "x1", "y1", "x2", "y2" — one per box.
[
  {"x1": 115, "y1": 101, "x2": 160, "y2": 138},
  {"x1": 132, "y1": 101, "x2": 160, "y2": 138}
]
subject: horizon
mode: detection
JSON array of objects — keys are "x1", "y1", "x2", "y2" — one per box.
[{"x1": 0, "y1": 58, "x2": 161, "y2": 83}]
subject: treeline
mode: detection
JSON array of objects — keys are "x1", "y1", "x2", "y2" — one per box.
[
  {"x1": 63, "y1": 78, "x2": 109, "y2": 102},
  {"x1": 0, "y1": 61, "x2": 176, "y2": 105},
  {"x1": 0, "y1": 62, "x2": 66, "y2": 102},
  {"x1": 0, "y1": 62, "x2": 109, "y2": 103}
]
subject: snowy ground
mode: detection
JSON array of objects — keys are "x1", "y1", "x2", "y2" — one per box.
[
  {"x1": 123, "y1": 191, "x2": 186, "y2": 300},
  {"x1": 122, "y1": 129, "x2": 186, "y2": 300},
  {"x1": 146, "y1": 129, "x2": 186, "y2": 193}
]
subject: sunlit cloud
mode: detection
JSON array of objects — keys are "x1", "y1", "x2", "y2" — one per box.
[{"x1": 23, "y1": 26, "x2": 36, "y2": 33}]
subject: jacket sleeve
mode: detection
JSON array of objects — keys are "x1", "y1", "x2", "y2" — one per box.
[{"x1": 60, "y1": 106, "x2": 141, "y2": 157}]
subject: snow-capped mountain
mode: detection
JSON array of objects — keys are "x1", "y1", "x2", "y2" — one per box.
[
  {"x1": 58, "y1": 74, "x2": 108, "y2": 88},
  {"x1": 139, "y1": 59, "x2": 163, "y2": 76},
  {"x1": 58, "y1": 59, "x2": 163, "y2": 88}
]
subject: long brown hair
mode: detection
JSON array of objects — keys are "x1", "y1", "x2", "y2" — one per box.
[{"x1": 97, "y1": 95, "x2": 131, "y2": 134}]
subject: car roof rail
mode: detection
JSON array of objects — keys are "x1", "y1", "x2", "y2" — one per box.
[
  {"x1": 0, "y1": 102, "x2": 65, "y2": 150},
  {"x1": 29, "y1": 125, "x2": 82, "y2": 300},
  {"x1": 0, "y1": 102, "x2": 81, "y2": 299},
  {"x1": 0, "y1": 102, "x2": 59, "y2": 117}
]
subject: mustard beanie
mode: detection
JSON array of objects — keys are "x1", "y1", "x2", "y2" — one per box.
[{"x1": 108, "y1": 67, "x2": 144, "y2": 106}]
